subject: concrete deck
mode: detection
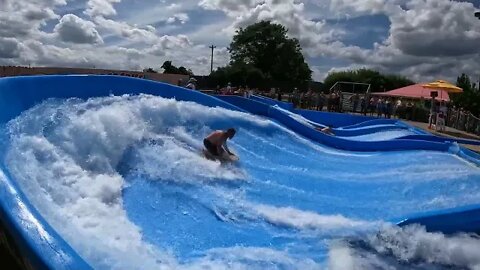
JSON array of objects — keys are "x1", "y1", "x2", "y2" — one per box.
[{"x1": 405, "y1": 120, "x2": 480, "y2": 153}]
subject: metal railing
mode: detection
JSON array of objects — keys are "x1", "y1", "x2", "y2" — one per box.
[{"x1": 447, "y1": 109, "x2": 480, "y2": 136}]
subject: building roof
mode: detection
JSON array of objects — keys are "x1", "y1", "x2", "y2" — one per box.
[{"x1": 372, "y1": 83, "x2": 450, "y2": 101}]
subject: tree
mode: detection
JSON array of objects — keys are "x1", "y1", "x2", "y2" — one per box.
[
  {"x1": 453, "y1": 73, "x2": 480, "y2": 116},
  {"x1": 143, "y1": 68, "x2": 157, "y2": 73},
  {"x1": 161, "y1": 61, "x2": 176, "y2": 74},
  {"x1": 210, "y1": 62, "x2": 266, "y2": 88},
  {"x1": 161, "y1": 61, "x2": 193, "y2": 76},
  {"x1": 228, "y1": 21, "x2": 312, "y2": 88},
  {"x1": 323, "y1": 68, "x2": 414, "y2": 92}
]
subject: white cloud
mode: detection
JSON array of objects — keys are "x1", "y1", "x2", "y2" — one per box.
[
  {"x1": 84, "y1": 0, "x2": 121, "y2": 18},
  {"x1": 0, "y1": 0, "x2": 479, "y2": 81},
  {"x1": 166, "y1": 13, "x2": 190, "y2": 24},
  {"x1": 94, "y1": 16, "x2": 159, "y2": 44},
  {"x1": 0, "y1": 1, "x2": 62, "y2": 38},
  {"x1": 388, "y1": 0, "x2": 480, "y2": 57},
  {"x1": 199, "y1": 0, "x2": 263, "y2": 14},
  {"x1": 146, "y1": 35, "x2": 192, "y2": 56},
  {"x1": 0, "y1": 37, "x2": 21, "y2": 58},
  {"x1": 54, "y1": 14, "x2": 103, "y2": 44},
  {"x1": 23, "y1": 8, "x2": 59, "y2": 21},
  {"x1": 328, "y1": 0, "x2": 402, "y2": 17}
]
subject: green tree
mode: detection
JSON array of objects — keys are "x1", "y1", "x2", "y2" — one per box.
[
  {"x1": 323, "y1": 68, "x2": 414, "y2": 92},
  {"x1": 453, "y1": 73, "x2": 480, "y2": 116},
  {"x1": 143, "y1": 68, "x2": 157, "y2": 73},
  {"x1": 210, "y1": 63, "x2": 266, "y2": 88},
  {"x1": 228, "y1": 20, "x2": 312, "y2": 88},
  {"x1": 161, "y1": 61, "x2": 193, "y2": 76}
]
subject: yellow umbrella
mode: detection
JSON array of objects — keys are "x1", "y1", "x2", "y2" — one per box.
[{"x1": 422, "y1": 80, "x2": 463, "y2": 93}]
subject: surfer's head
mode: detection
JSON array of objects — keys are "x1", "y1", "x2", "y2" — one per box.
[{"x1": 226, "y1": 128, "x2": 236, "y2": 139}]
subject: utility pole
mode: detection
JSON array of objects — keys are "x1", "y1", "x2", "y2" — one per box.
[{"x1": 209, "y1": 45, "x2": 216, "y2": 74}]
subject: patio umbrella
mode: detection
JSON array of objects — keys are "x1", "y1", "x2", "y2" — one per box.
[
  {"x1": 422, "y1": 80, "x2": 463, "y2": 93},
  {"x1": 422, "y1": 80, "x2": 463, "y2": 129}
]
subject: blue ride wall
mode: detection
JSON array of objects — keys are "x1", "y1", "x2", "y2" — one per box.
[
  {"x1": 294, "y1": 109, "x2": 376, "y2": 128},
  {"x1": 217, "y1": 95, "x2": 451, "y2": 152},
  {"x1": 218, "y1": 94, "x2": 480, "y2": 234},
  {"x1": 249, "y1": 94, "x2": 378, "y2": 128},
  {"x1": 0, "y1": 75, "x2": 247, "y2": 270},
  {"x1": 0, "y1": 75, "x2": 478, "y2": 269}
]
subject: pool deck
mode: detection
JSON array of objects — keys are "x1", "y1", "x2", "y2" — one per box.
[{"x1": 405, "y1": 120, "x2": 480, "y2": 153}]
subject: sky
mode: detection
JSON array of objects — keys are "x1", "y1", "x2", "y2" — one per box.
[{"x1": 0, "y1": 0, "x2": 479, "y2": 83}]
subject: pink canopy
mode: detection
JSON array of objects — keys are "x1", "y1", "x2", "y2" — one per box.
[{"x1": 372, "y1": 83, "x2": 450, "y2": 102}]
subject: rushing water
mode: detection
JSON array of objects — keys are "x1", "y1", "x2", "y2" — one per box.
[{"x1": 3, "y1": 95, "x2": 480, "y2": 269}]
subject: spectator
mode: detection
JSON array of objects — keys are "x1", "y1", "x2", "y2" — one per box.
[
  {"x1": 360, "y1": 96, "x2": 366, "y2": 115},
  {"x1": 385, "y1": 98, "x2": 393, "y2": 119},
  {"x1": 369, "y1": 97, "x2": 376, "y2": 116},
  {"x1": 185, "y1": 77, "x2": 197, "y2": 90},
  {"x1": 226, "y1": 82, "x2": 232, "y2": 94},
  {"x1": 377, "y1": 98, "x2": 384, "y2": 117},
  {"x1": 350, "y1": 93, "x2": 360, "y2": 113},
  {"x1": 336, "y1": 91, "x2": 343, "y2": 112},
  {"x1": 292, "y1": 88, "x2": 300, "y2": 108},
  {"x1": 436, "y1": 101, "x2": 447, "y2": 132},
  {"x1": 394, "y1": 99, "x2": 402, "y2": 118},
  {"x1": 305, "y1": 90, "x2": 312, "y2": 109},
  {"x1": 406, "y1": 101, "x2": 414, "y2": 120}
]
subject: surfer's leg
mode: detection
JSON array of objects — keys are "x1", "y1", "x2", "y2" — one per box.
[{"x1": 203, "y1": 139, "x2": 219, "y2": 156}]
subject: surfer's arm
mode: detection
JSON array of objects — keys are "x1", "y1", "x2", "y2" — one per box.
[{"x1": 223, "y1": 143, "x2": 234, "y2": 156}]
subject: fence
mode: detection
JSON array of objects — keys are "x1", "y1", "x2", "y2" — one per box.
[{"x1": 447, "y1": 109, "x2": 480, "y2": 136}]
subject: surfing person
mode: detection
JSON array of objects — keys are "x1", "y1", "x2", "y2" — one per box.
[
  {"x1": 315, "y1": 126, "x2": 335, "y2": 136},
  {"x1": 203, "y1": 128, "x2": 237, "y2": 161}
]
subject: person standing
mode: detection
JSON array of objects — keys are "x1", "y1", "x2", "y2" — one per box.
[
  {"x1": 350, "y1": 93, "x2": 360, "y2": 113},
  {"x1": 185, "y1": 77, "x2": 197, "y2": 90},
  {"x1": 376, "y1": 98, "x2": 384, "y2": 117},
  {"x1": 385, "y1": 98, "x2": 393, "y2": 119},
  {"x1": 360, "y1": 97, "x2": 366, "y2": 115},
  {"x1": 436, "y1": 101, "x2": 447, "y2": 131}
]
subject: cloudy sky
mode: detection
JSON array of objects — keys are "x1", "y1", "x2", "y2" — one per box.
[{"x1": 1, "y1": 0, "x2": 479, "y2": 82}]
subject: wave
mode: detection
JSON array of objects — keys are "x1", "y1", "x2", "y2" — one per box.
[{"x1": 3, "y1": 94, "x2": 480, "y2": 269}]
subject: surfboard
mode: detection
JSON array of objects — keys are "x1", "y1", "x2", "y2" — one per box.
[{"x1": 202, "y1": 149, "x2": 239, "y2": 163}]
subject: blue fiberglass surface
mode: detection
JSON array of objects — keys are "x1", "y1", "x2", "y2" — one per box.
[{"x1": 1, "y1": 76, "x2": 480, "y2": 269}]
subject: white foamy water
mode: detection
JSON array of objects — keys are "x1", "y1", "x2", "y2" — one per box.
[
  {"x1": 344, "y1": 129, "x2": 415, "y2": 141},
  {"x1": 3, "y1": 95, "x2": 344, "y2": 269},
  {"x1": 328, "y1": 224, "x2": 480, "y2": 270},
  {"x1": 3, "y1": 94, "x2": 480, "y2": 270},
  {"x1": 253, "y1": 204, "x2": 376, "y2": 231}
]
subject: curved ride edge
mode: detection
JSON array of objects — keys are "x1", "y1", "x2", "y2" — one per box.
[
  {"x1": 215, "y1": 95, "x2": 269, "y2": 117},
  {"x1": 250, "y1": 94, "x2": 294, "y2": 111},
  {"x1": 458, "y1": 148, "x2": 480, "y2": 166},
  {"x1": 0, "y1": 75, "x2": 250, "y2": 269},
  {"x1": 223, "y1": 96, "x2": 418, "y2": 137},
  {"x1": 0, "y1": 165, "x2": 92, "y2": 270},
  {"x1": 293, "y1": 109, "x2": 377, "y2": 128},
  {"x1": 340, "y1": 118, "x2": 401, "y2": 129},
  {"x1": 272, "y1": 106, "x2": 411, "y2": 137},
  {"x1": 219, "y1": 94, "x2": 480, "y2": 234},
  {"x1": 0, "y1": 75, "x2": 246, "y2": 125},
  {"x1": 268, "y1": 106, "x2": 452, "y2": 152},
  {"x1": 398, "y1": 134, "x2": 480, "y2": 146},
  {"x1": 396, "y1": 203, "x2": 480, "y2": 234}
]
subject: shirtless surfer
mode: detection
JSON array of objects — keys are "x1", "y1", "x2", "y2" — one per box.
[
  {"x1": 316, "y1": 126, "x2": 335, "y2": 136},
  {"x1": 203, "y1": 128, "x2": 237, "y2": 160}
]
